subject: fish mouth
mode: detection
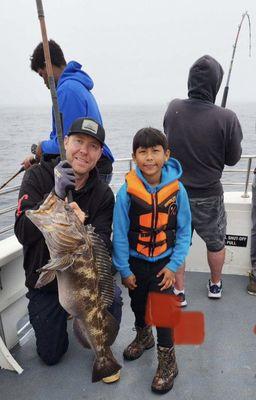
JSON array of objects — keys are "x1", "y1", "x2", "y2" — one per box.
[{"x1": 26, "y1": 192, "x2": 86, "y2": 247}]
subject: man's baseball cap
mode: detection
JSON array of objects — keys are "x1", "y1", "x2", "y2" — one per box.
[{"x1": 68, "y1": 117, "x2": 105, "y2": 145}]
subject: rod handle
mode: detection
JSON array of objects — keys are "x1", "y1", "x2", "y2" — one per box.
[
  {"x1": 67, "y1": 190, "x2": 73, "y2": 203},
  {"x1": 221, "y1": 86, "x2": 229, "y2": 108}
]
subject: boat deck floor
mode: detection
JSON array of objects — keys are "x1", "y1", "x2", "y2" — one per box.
[{"x1": 0, "y1": 271, "x2": 255, "y2": 400}]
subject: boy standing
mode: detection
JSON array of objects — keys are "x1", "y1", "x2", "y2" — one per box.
[{"x1": 113, "y1": 128, "x2": 191, "y2": 394}]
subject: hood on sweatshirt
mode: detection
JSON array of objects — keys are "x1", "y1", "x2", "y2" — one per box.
[
  {"x1": 58, "y1": 61, "x2": 94, "y2": 91},
  {"x1": 187, "y1": 55, "x2": 224, "y2": 104},
  {"x1": 135, "y1": 157, "x2": 182, "y2": 194}
]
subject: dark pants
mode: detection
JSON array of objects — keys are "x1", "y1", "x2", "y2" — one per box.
[
  {"x1": 129, "y1": 257, "x2": 174, "y2": 348},
  {"x1": 27, "y1": 284, "x2": 122, "y2": 365}
]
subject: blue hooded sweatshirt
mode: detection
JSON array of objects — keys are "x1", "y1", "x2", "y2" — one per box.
[
  {"x1": 41, "y1": 61, "x2": 114, "y2": 162},
  {"x1": 112, "y1": 158, "x2": 191, "y2": 278}
]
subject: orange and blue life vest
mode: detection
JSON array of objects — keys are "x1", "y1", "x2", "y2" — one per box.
[{"x1": 126, "y1": 170, "x2": 179, "y2": 257}]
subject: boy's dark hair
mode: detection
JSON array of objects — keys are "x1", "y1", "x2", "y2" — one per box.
[
  {"x1": 133, "y1": 127, "x2": 168, "y2": 154},
  {"x1": 30, "y1": 40, "x2": 66, "y2": 72}
]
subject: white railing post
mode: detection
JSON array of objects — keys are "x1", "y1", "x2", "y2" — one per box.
[{"x1": 241, "y1": 157, "x2": 252, "y2": 198}]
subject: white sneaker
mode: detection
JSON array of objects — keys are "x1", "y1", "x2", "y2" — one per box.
[
  {"x1": 207, "y1": 280, "x2": 222, "y2": 298},
  {"x1": 173, "y1": 289, "x2": 187, "y2": 307}
]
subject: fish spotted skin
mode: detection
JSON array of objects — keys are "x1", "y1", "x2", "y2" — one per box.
[{"x1": 26, "y1": 192, "x2": 121, "y2": 382}]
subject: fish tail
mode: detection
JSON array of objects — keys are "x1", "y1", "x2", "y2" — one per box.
[{"x1": 92, "y1": 349, "x2": 121, "y2": 382}]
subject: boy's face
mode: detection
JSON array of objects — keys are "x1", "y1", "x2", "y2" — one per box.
[{"x1": 132, "y1": 145, "x2": 170, "y2": 183}]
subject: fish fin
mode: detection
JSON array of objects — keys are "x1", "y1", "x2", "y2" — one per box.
[
  {"x1": 92, "y1": 348, "x2": 121, "y2": 382},
  {"x1": 35, "y1": 270, "x2": 56, "y2": 288},
  {"x1": 37, "y1": 255, "x2": 74, "y2": 272},
  {"x1": 104, "y1": 310, "x2": 120, "y2": 346},
  {"x1": 73, "y1": 318, "x2": 91, "y2": 349},
  {"x1": 87, "y1": 225, "x2": 114, "y2": 307}
]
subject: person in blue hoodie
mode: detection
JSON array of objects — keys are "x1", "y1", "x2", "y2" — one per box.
[
  {"x1": 112, "y1": 127, "x2": 191, "y2": 394},
  {"x1": 22, "y1": 40, "x2": 114, "y2": 183}
]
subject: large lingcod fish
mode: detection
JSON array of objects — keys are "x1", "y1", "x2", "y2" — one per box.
[{"x1": 26, "y1": 192, "x2": 121, "y2": 382}]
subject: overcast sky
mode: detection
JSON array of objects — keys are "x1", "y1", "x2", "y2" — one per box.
[{"x1": 1, "y1": 0, "x2": 256, "y2": 106}]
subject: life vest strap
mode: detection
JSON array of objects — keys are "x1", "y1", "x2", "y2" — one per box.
[
  {"x1": 139, "y1": 225, "x2": 168, "y2": 237},
  {"x1": 137, "y1": 238, "x2": 168, "y2": 249}
]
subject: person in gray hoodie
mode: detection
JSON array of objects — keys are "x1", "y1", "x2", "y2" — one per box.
[{"x1": 164, "y1": 55, "x2": 243, "y2": 302}]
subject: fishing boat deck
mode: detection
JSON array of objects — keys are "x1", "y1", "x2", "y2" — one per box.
[{"x1": 0, "y1": 271, "x2": 255, "y2": 400}]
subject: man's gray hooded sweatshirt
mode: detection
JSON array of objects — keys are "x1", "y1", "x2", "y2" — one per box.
[{"x1": 164, "y1": 55, "x2": 243, "y2": 198}]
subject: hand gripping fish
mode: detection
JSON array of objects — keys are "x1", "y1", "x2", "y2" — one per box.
[{"x1": 26, "y1": 192, "x2": 121, "y2": 382}]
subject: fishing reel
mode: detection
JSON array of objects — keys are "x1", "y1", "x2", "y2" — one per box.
[
  {"x1": 30, "y1": 144, "x2": 40, "y2": 164},
  {"x1": 31, "y1": 144, "x2": 38, "y2": 156}
]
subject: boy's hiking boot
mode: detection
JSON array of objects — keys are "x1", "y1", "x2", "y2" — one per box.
[
  {"x1": 247, "y1": 272, "x2": 256, "y2": 296},
  {"x1": 207, "y1": 279, "x2": 222, "y2": 298},
  {"x1": 151, "y1": 346, "x2": 178, "y2": 394},
  {"x1": 123, "y1": 325, "x2": 155, "y2": 361}
]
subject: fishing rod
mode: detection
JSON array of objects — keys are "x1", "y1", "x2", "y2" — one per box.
[
  {"x1": 221, "y1": 11, "x2": 251, "y2": 108},
  {"x1": 35, "y1": 0, "x2": 73, "y2": 201},
  {"x1": 35, "y1": 0, "x2": 65, "y2": 159},
  {"x1": 0, "y1": 144, "x2": 39, "y2": 191},
  {"x1": 0, "y1": 167, "x2": 25, "y2": 191}
]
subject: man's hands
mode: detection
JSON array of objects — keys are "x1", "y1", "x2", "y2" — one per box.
[
  {"x1": 21, "y1": 143, "x2": 43, "y2": 170},
  {"x1": 22, "y1": 155, "x2": 36, "y2": 169},
  {"x1": 122, "y1": 274, "x2": 137, "y2": 290},
  {"x1": 157, "y1": 267, "x2": 175, "y2": 291},
  {"x1": 54, "y1": 161, "x2": 75, "y2": 200}
]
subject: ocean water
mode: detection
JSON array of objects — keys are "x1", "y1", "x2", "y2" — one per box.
[{"x1": 0, "y1": 102, "x2": 256, "y2": 237}]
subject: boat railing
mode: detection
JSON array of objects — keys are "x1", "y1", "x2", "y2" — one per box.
[
  {"x1": 0, "y1": 155, "x2": 255, "y2": 237},
  {"x1": 0, "y1": 154, "x2": 254, "y2": 373}
]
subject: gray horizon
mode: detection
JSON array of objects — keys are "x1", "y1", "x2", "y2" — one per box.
[{"x1": 1, "y1": 0, "x2": 256, "y2": 107}]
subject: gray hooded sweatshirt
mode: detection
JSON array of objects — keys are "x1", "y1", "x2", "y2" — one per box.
[{"x1": 164, "y1": 55, "x2": 243, "y2": 198}]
